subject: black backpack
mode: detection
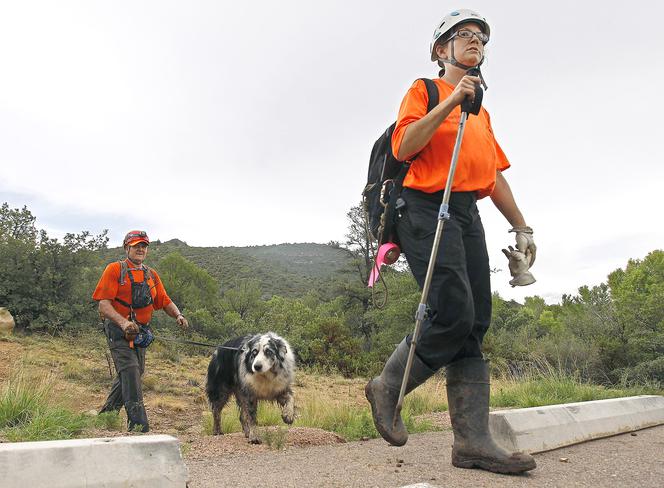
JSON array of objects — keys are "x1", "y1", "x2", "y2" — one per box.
[{"x1": 362, "y1": 78, "x2": 439, "y2": 245}]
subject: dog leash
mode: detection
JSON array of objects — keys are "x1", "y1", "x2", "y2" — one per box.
[{"x1": 153, "y1": 335, "x2": 240, "y2": 351}]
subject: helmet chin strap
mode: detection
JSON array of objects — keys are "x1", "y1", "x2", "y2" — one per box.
[{"x1": 440, "y1": 39, "x2": 488, "y2": 90}]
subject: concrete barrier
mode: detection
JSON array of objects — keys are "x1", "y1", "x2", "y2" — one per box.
[
  {"x1": 489, "y1": 395, "x2": 664, "y2": 453},
  {"x1": 0, "y1": 434, "x2": 189, "y2": 488}
]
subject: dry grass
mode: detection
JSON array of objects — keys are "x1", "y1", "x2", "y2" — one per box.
[{"x1": 3, "y1": 331, "x2": 449, "y2": 443}]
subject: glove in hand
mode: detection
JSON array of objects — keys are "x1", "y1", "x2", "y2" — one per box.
[
  {"x1": 502, "y1": 245, "x2": 536, "y2": 287},
  {"x1": 509, "y1": 226, "x2": 536, "y2": 267},
  {"x1": 123, "y1": 321, "x2": 139, "y2": 342}
]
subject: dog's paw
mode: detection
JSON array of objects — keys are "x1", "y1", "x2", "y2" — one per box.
[
  {"x1": 248, "y1": 436, "x2": 262, "y2": 444},
  {"x1": 282, "y1": 413, "x2": 294, "y2": 425}
]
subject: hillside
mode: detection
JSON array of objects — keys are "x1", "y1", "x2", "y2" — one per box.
[{"x1": 97, "y1": 240, "x2": 352, "y2": 297}]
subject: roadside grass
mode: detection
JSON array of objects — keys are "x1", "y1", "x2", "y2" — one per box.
[
  {"x1": 0, "y1": 366, "x2": 123, "y2": 442},
  {"x1": 0, "y1": 368, "x2": 51, "y2": 429},
  {"x1": 200, "y1": 391, "x2": 439, "y2": 442},
  {"x1": 490, "y1": 359, "x2": 662, "y2": 408},
  {"x1": 2, "y1": 333, "x2": 663, "y2": 443}
]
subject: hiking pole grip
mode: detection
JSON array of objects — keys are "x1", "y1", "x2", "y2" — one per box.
[{"x1": 461, "y1": 67, "x2": 483, "y2": 115}]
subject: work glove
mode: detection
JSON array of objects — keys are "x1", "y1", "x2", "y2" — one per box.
[
  {"x1": 123, "y1": 321, "x2": 139, "y2": 342},
  {"x1": 502, "y1": 245, "x2": 536, "y2": 287},
  {"x1": 509, "y1": 226, "x2": 536, "y2": 267}
]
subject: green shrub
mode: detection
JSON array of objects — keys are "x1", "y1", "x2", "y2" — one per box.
[
  {"x1": 258, "y1": 426, "x2": 288, "y2": 449},
  {"x1": 93, "y1": 411, "x2": 123, "y2": 431}
]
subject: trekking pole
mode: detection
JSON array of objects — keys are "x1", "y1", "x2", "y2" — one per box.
[{"x1": 394, "y1": 71, "x2": 483, "y2": 426}]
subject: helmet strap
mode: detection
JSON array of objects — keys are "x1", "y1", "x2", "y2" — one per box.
[{"x1": 440, "y1": 40, "x2": 488, "y2": 90}]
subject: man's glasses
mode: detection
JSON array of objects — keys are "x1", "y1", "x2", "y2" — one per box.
[{"x1": 453, "y1": 29, "x2": 489, "y2": 45}]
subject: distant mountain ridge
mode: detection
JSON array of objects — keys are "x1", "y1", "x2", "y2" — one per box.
[{"x1": 97, "y1": 240, "x2": 352, "y2": 297}]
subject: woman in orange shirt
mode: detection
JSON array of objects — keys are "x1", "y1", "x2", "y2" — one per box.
[
  {"x1": 365, "y1": 9, "x2": 537, "y2": 473},
  {"x1": 93, "y1": 230, "x2": 189, "y2": 432}
]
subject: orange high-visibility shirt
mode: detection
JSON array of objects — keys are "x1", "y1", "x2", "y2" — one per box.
[
  {"x1": 92, "y1": 260, "x2": 172, "y2": 325},
  {"x1": 391, "y1": 78, "x2": 510, "y2": 198}
]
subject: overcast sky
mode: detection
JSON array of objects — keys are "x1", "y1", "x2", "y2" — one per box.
[{"x1": 1, "y1": 0, "x2": 662, "y2": 304}]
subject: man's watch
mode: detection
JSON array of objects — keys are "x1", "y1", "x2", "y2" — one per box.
[{"x1": 176, "y1": 313, "x2": 184, "y2": 319}]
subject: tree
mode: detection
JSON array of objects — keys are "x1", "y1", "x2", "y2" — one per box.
[
  {"x1": 158, "y1": 252, "x2": 220, "y2": 312},
  {"x1": 0, "y1": 203, "x2": 108, "y2": 331},
  {"x1": 608, "y1": 250, "x2": 664, "y2": 373},
  {"x1": 156, "y1": 252, "x2": 222, "y2": 333},
  {"x1": 0, "y1": 203, "x2": 37, "y2": 243},
  {"x1": 333, "y1": 203, "x2": 384, "y2": 348},
  {"x1": 221, "y1": 279, "x2": 264, "y2": 322},
  {"x1": 342, "y1": 204, "x2": 374, "y2": 286}
]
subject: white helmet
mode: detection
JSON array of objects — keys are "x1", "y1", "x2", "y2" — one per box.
[{"x1": 430, "y1": 9, "x2": 490, "y2": 61}]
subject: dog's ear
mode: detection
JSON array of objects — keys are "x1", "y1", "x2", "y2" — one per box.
[
  {"x1": 242, "y1": 334, "x2": 258, "y2": 354},
  {"x1": 271, "y1": 337, "x2": 288, "y2": 362}
]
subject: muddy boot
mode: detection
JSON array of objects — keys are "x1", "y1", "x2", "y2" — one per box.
[
  {"x1": 365, "y1": 339, "x2": 435, "y2": 446},
  {"x1": 446, "y1": 357, "x2": 536, "y2": 474}
]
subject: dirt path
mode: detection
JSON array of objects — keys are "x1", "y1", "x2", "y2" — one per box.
[{"x1": 185, "y1": 425, "x2": 664, "y2": 488}]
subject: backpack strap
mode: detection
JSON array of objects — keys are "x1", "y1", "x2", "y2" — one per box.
[
  {"x1": 380, "y1": 78, "x2": 439, "y2": 245},
  {"x1": 420, "y1": 78, "x2": 439, "y2": 113},
  {"x1": 393, "y1": 78, "x2": 439, "y2": 184},
  {"x1": 118, "y1": 260, "x2": 128, "y2": 286},
  {"x1": 118, "y1": 260, "x2": 156, "y2": 286},
  {"x1": 144, "y1": 266, "x2": 157, "y2": 286},
  {"x1": 402, "y1": 78, "x2": 438, "y2": 167}
]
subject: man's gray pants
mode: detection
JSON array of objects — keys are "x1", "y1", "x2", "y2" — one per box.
[{"x1": 100, "y1": 320, "x2": 149, "y2": 432}]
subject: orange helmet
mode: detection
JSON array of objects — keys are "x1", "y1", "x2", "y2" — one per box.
[{"x1": 123, "y1": 230, "x2": 150, "y2": 247}]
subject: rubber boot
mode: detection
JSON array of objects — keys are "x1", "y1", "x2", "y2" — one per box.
[
  {"x1": 446, "y1": 357, "x2": 536, "y2": 473},
  {"x1": 365, "y1": 339, "x2": 435, "y2": 446}
]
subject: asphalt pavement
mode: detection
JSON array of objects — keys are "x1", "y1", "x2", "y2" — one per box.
[{"x1": 186, "y1": 424, "x2": 664, "y2": 488}]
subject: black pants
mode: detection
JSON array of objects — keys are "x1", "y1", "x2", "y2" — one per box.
[
  {"x1": 396, "y1": 188, "x2": 492, "y2": 371},
  {"x1": 100, "y1": 320, "x2": 149, "y2": 432}
]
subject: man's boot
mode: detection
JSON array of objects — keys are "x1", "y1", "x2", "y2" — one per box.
[
  {"x1": 365, "y1": 339, "x2": 435, "y2": 446},
  {"x1": 446, "y1": 357, "x2": 536, "y2": 474}
]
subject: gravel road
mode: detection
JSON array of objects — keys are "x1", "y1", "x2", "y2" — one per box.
[{"x1": 186, "y1": 424, "x2": 664, "y2": 488}]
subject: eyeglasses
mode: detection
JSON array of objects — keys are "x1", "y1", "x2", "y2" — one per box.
[{"x1": 453, "y1": 29, "x2": 489, "y2": 44}]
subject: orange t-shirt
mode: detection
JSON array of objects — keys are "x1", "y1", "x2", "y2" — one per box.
[
  {"x1": 391, "y1": 78, "x2": 510, "y2": 198},
  {"x1": 92, "y1": 260, "x2": 172, "y2": 324}
]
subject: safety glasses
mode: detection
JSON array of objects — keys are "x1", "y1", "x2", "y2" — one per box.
[{"x1": 453, "y1": 29, "x2": 489, "y2": 45}]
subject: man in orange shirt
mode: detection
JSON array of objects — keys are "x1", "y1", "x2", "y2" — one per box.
[
  {"x1": 93, "y1": 230, "x2": 189, "y2": 432},
  {"x1": 365, "y1": 10, "x2": 536, "y2": 473}
]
